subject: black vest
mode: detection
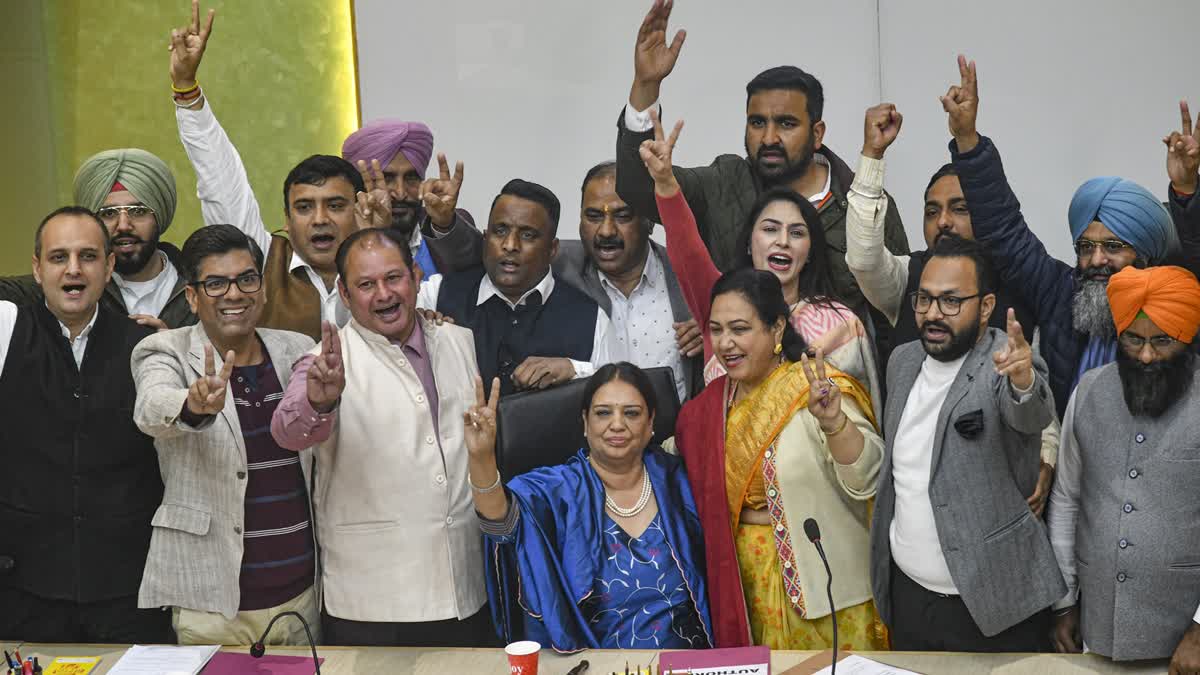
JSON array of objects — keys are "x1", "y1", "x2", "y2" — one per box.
[
  {"x1": 436, "y1": 267, "x2": 599, "y2": 395},
  {"x1": 889, "y1": 249, "x2": 1037, "y2": 361},
  {"x1": 0, "y1": 304, "x2": 162, "y2": 601}
]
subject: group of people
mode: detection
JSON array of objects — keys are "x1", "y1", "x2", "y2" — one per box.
[{"x1": 1, "y1": 0, "x2": 1199, "y2": 672}]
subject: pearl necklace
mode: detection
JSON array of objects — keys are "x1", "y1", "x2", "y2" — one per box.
[{"x1": 592, "y1": 458, "x2": 653, "y2": 518}]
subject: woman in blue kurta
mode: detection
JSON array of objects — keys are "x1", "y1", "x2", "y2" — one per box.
[{"x1": 463, "y1": 362, "x2": 713, "y2": 652}]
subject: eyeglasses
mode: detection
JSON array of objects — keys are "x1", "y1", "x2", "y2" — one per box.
[
  {"x1": 1119, "y1": 332, "x2": 1179, "y2": 353},
  {"x1": 1074, "y1": 239, "x2": 1132, "y2": 258},
  {"x1": 910, "y1": 291, "x2": 981, "y2": 316},
  {"x1": 191, "y1": 272, "x2": 263, "y2": 297},
  {"x1": 96, "y1": 205, "x2": 156, "y2": 224}
]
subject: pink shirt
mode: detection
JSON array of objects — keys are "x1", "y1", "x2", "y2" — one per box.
[{"x1": 271, "y1": 320, "x2": 441, "y2": 450}]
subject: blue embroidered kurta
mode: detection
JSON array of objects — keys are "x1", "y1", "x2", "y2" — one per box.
[{"x1": 483, "y1": 447, "x2": 713, "y2": 652}]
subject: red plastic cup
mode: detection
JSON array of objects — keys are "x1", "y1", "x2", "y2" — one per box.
[{"x1": 505, "y1": 640, "x2": 540, "y2": 674}]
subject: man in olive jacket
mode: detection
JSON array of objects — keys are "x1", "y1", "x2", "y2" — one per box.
[{"x1": 614, "y1": 0, "x2": 910, "y2": 346}]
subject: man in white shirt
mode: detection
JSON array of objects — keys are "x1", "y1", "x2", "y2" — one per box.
[
  {"x1": 870, "y1": 235, "x2": 1063, "y2": 652},
  {"x1": 0, "y1": 149, "x2": 189, "y2": 330},
  {"x1": 166, "y1": 1, "x2": 480, "y2": 341},
  {"x1": 418, "y1": 179, "x2": 616, "y2": 395},
  {"x1": 553, "y1": 161, "x2": 703, "y2": 403},
  {"x1": 0, "y1": 207, "x2": 166, "y2": 643},
  {"x1": 1048, "y1": 265, "x2": 1200, "y2": 669},
  {"x1": 612, "y1": 0, "x2": 909, "y2": 340}
]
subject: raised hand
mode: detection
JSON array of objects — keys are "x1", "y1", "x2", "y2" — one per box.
[
  {"x1": 168, "y1": 0, "x2": 216, "y2": 88},
  {"x1": 800, "y1": 347, "x2": 845, "y2": 432},
  {"x1": 861, "y1": 103, "x2": 903, "y2": 160},
  {"x1": 993, "y1": 308, "x2": 1034, "y2": 391},
  {"x1": 1165, "y1": 100, "x2": 1200, "y2": 195},
  {"x1": 307, "y1": 321, "x2": 346, "y2": 413},
  {"x1": 940, "y1": 54, "x2": 979, "y2": 152},
  {"x1": 354, "y1": 159, "x2": 392, "y2": 230},
  {"x1": 186, "y1": 344, "x2": 235, "y2": 416},
  {"x1": 638, "y1": 108, "x2": 684, "y2": 196},
  {"x1": 463, "y1": 376, "x2": 501, "y2": 460},
  {"x1": 630, "y1": 0, "x2": 687, "y2": 111},
  {"x1": 419, "y1": 153, "x2": 465, "y2": 230}
]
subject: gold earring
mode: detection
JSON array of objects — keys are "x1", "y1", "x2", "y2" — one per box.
[{"x1": 774, "y1": 343, "x2": 783, "y2": 355}]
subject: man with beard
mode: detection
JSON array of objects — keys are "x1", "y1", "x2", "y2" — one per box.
[
  {"x1": 870, "y1": 235, "x2": 1064, "y2": 652},
  {"x1": 168, "y1": 0, "x2": 479, "y2": 341},
  {"x1": 845, "y1": 103, "x2": 1057, "y2": 516},
  {"x1": 942, "y1": 55, "x2": 1181, "y2": 418},
  {"x1": 553, "y1": 161, "x2": 703, "y2": 402},
  {"x1": 0, "y1": 149, "x2": 190, "y2": 330},
  {"x1": 614, "y1": 0, "x2": 910, "y2": 340},
  {"x1": 419, "y1": 179, "x2": 616, "y2": 396},
  {"x1": 0, "y1": 207, "x2": 166, "y2": 642},
  {"x1": 342, "y1": 120, "x2": 482, "y2": 275},
  {"x1": 1048, "y1": 265, "x2": 1200, "y2": 672}
]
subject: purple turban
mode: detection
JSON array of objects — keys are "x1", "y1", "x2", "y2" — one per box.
[{"x1": 341, "y1": 120, "x2": 435, "y2": 178}]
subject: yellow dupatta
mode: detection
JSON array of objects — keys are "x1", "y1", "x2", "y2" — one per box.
[{"x1": 724, "y1": 360, "x2": 877, "y2": 531}]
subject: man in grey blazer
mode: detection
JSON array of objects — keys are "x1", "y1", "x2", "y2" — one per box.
[
  {"x1": 870, "y1": 235, "x2": 1064, "y2": 651},
  {"x1": 553, "y1": 161, "x2": 703, "y2": 402},
  {"x1": 132, "y1": 225, "x2": 319, "y2": 645}
]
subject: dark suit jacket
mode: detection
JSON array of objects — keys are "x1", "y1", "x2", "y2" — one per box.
[
  {"x1": 553, "y1": 239, "x2": 703, "y2": 399},
  {"x1": 870, "y1": 327, "x2": 1065, "y2": 637},
  {"x1": 423, "y1": 209, "x2": 483, "y2": 275}
]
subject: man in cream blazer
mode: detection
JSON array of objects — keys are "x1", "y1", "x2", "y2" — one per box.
[
  {"x1": 272, "y1": 227, "x2": 489, "y2": 647},
  {"x1": 133, "y1": 225, "x2": 319, "y2": 645}
]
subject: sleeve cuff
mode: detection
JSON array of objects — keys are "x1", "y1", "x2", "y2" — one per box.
[
  {"x1": 1009, "y1": 377, "x2": 1035, "y2": 401},
  {"x1": 478, "y1": 498, "x2": 520, "y2": 538},
  {"x1": 624, "y1": 101, "x2": 660, "y2": 133},
  {"x1": 175, "y1": 94, "x2": 218, "y2": 131},
  {"x1": 570, "y1": 359, "x2": 593, "y2": 380},
  {"x1": 1053, "y1": 589, "x2": 1079, "y2": 612}
]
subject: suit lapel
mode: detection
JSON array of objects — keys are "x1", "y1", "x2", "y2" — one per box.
[
  {"x1": 654, "y1": 242, "x2": 693, "y2": 324},
  {"x1": 930, "y1": 329, "x2": 998, "y2": 476},
  {"x1": 580, "y1": 257, "x2": 614, "y2": 315},
  {"x1": 185, "y1": 324, "x2": 246, "y2": 458}
]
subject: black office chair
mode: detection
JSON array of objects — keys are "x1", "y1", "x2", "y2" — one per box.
[{"x1": 494, "y1": 366, "x2": 681, "y2": 480}]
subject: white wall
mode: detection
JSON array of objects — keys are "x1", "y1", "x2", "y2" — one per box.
[{"x1": 355, "y1": 1, "x2": 1196, "y2": 261}]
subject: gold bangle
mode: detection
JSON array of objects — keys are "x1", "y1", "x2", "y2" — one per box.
[
  {"x1": 171, "y1": 80, "x2": 200, "y2": 94},
  {"x1": 823, "y1": 413, "x2": 850, "y2": 437}
]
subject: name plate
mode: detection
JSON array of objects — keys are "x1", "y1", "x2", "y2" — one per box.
[{"x1": 659, "y1": 646, "x2": 771, "y2": 675}]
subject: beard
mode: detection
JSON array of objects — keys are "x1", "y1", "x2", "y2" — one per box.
[
  {"x1": 389, "y1": 198, "x2": 424, "y2": 236},
  {"x1": 1116, "y1": 347, "x2": 1195, "y2": 418},
  {"x1": 112, "y1": 230, "x2": 161, "y2": 276},
  {"x1": 920, "y1": 316, "x2": 981, "y2": 362},
  {"x1": 747, "y1": 135, "x2": 816, "y2": 186},
  {"x1": 1072, "y1": 267, "x2": 1116, "y2": 338}
]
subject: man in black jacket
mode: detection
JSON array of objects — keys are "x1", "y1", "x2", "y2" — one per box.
[
  {"x1": 0, "y1": 207, "x2": 166, "y2": 643},
  {"x1": 614, "y1": 0, "x2": 910, "y2": 345}
]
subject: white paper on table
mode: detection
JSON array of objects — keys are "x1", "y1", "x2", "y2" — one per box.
[
  {"x1": 811, "y1": 654, "x2": 922, "y2": 675},
  {"x1": 106, "y1": 644, "x2": 220, "y2": 675}
]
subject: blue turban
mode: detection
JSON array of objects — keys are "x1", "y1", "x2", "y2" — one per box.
[{"x1": 1067, "y1": 176, "x2": 1176, "y2": 262}]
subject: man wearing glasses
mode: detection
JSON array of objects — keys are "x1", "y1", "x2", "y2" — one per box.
[
  {"x1": 940, "y1": 55, "x2": 1191, "y2": 420},
  {"x1": 131, "y1": 224, "x2": 320, "y2": 645},
  {"x1": 871, "y1": 235, "x2": 1063, "y2": 652},
  {"x1": 0, "y1": 149, "x2": 192, "y2": 330},
  {"x1": 1047, "y1": 265, "x2": 1200, "y2": 671}
]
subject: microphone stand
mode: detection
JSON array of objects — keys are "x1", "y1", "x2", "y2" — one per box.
[
  {"x1": 249, "y1": 610, "x2": 321, "y2": 674},
  {"x1": 804, "y1": 518, "x2": 838, "y2": 675}
]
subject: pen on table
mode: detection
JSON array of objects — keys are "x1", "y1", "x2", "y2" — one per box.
[{"x1": 3, "y1": 651, "x2": 13, "y2": 669}]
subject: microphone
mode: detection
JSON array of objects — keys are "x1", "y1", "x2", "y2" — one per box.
[
  {"x1": 249, "y1": 610, "x2": 321, "y2": 674},
  {"x1": 804, "y1": 518, "x2": 837, "y2": 675}
]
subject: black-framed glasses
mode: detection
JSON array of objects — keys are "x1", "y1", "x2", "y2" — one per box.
[
  {"x1": 1074, "y1": 238, "x2": 1132, "y2": 258},
  {"x1": 910, "y1": 291, "x2": 981, "y2": 316},
  {"x1": 1119, "y1": 332, "x2": 1179, "y2": 353},
  {"x1": 96, "y1": 204, "x2": 156, "y2": 224},
  {"x1": 191, "y1": 272, "x2": 263, "y2": 297}
]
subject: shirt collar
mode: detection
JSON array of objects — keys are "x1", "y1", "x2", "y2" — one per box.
[
  {"x1": 476, "y1": 270, "x2": 555, "y2": 309},
  {"x1": 51, "y1": 303, "x2": 99, "y2": 342},
  {"x1": 397, "y1": 316, "x2": 427, "y2": 358},
  {"x1": 810, "y1": 153, "x2": 833, "y2": 204},
  {"x1": 112, "y1": 250, "x2": 171, "y2": 287},
  {"x1": 406, "y1": 227, "x2": 424, "y2": 255}
]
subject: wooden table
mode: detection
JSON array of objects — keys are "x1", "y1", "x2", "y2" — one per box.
[{"x1": 0, "y1": 641, "x2": 1169, "y2": 674}]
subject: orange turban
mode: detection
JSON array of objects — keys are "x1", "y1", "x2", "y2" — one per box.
[{"x1": 1106, "y1": 265, "x2": 1200, "y2": 342}]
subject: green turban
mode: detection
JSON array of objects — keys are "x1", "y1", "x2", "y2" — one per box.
[{"x1": 73, "y1": 148, "x2": 177, "y2": 235}]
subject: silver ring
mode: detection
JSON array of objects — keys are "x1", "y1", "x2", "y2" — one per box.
[{"x1": 826, "y1": 377, "x2": 836, "y2": 386}]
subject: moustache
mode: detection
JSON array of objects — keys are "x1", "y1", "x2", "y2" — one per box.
[
  {"x1": 593, "y1": 236, "x2": 625, "y2": 250},
  {"x1": 923, "y1": 320, "x2": 953, "y2": 334},
  {"x1": 1081, "y1": 265, "x2": 1116, "y2": 282},
  {"x1": 757, "y1": 144, "x2": 787, "y2": 160},
  {"x1": 392, "y1": 199, "x2": 421, "y2": 211}
]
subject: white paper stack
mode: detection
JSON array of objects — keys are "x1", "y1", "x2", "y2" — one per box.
[{"x1": 105, "y1": 644, "x2": 220, "y2": 675}]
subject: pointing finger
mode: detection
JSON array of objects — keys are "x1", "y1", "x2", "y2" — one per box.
[
  {"x1": 800, "y1": 352, "x2": 816, "y2": 385},
  {"x1": 814, "y1": 346, "x2": 828, "y2": 382}
]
